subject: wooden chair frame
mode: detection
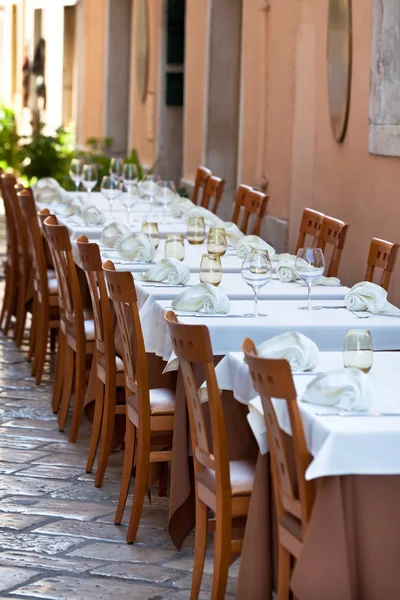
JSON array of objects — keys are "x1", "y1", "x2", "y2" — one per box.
[
  {"x1": 232, "y1": 185, "x2": 269, "y2": 235},
  {"x1": 165, "y1": 311, "x2": 255, "y2": 600},
  {"x1": 295, "y1": 207, "x2": 324, "y2": 252},
  {"x1": 365, "y1": 237, "x2": 399, "y2": 292},
  {"x1": 316, "y1": 215, "x2": 349, "y2": 278},
  {"x1": 192, "y1": 166, "x2": 212, "y2": 206},
  {"x1": 0, "y1": 174, "x2": 20, "y2": 336},
  {"x1": 243, "y1": 338, "x2": 315, "y2": 600},
  {"x1": 103, "y1": 262, "x2": 175, "y2": 544},
  {"x1": 200, "y1": 175, "x2": 225, "y2": 214}
]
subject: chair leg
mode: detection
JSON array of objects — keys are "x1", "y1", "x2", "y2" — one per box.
[
  {"x1": 50, "y1": 327, "x2": 57, "y2": 353},
  {"x1": 115, "y1": 416, "x2": 136, "y2": 525},
  {"x1": 27, "y1": 295, "x2": 37, "y2": 363},
  {"x1": 14, "y1": 276, "x2": 27, "y2": 346},
  {"x1": 211, "y1": 508, "x2": 232, "y2": 600},
  {"x1": 126, "y1": 431, "x2": 149, "y2": 543},
  {"x1": 52, "y1": 329, "x2": 65, "y2": 413},
  {"x1": 69, "y1": 344, "x2": 88, "y2": 443},
  {"x1": 277, "y1": 545, "x2": 291, "y2": 600},
  {"x1": 94, "y1": 378, "x2": 116, "y2": 488},
  {"x1": 86, "y1": 377, "x2": 104, "y2": 474},
  {"x1": 0, "y1": 263, "x2": 8, "y2": 328},
  {"x1": 58, "y1": 344, "x2": 74, "y2": 431},
  {"x1": 34, "y1": 304, "x2": 49, "y2": 385},
  {"x1": 3, "y1": 266, "x2": 17, "y2": 335},
  {"x1": 190, "y1": 497, "x2": 208, "y2": 600},
  {"x1": 157, "y1": 463, "x2": 168, "y2": 497}
]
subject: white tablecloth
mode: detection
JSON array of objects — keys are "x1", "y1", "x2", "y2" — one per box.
[{"x1": 213, "y1": 350, "x2": 400, "y2": 480}]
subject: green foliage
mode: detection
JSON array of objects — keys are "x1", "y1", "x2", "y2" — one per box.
[{"x1": 0, "y1": 106, "x2": 19, "y2": 170}]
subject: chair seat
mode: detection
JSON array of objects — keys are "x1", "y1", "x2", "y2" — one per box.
[
  {"x1": 279, "y1": 512, "x2": 303, "y2": 542},
  {"x1": 66, "y1": 319, "x2": 95, "y2": 342},
  {"x1": 150, "y1": 388, "x2": 175, "y2": 415},
  {"x1": 98, "y1": 353, "x2": 124, "y2": 373},
  {"x1": 197, "y1": 459, "x2": 255, "y2": 497},
  {"x1": 48, "y1": 277, "x2": 58, "y2": 295}
]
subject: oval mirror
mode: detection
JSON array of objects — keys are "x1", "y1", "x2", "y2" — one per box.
[
  {"x1": 327, "y1": 0, "x2": 352, "y2": 142},
  {"x1": 136, "y1": 0, "x2": 149, "y2": 103}
]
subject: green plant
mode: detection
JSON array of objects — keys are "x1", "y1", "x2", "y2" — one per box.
[{"x1": 0, "y1": 105, "x2": 19, "y2": 170}]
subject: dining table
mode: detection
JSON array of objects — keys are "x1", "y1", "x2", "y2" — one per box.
[{"x1": 39, "y1": 189, "x2": 400, "y2": 598}]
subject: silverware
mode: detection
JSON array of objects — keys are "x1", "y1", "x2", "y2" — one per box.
[
  {"x1": 350, "y1": 310, "x2": 371, "y2": 319},
  {"x1": 174, "y1": 313, "x2": 246, "y2": 319},
  {"x1": 140, "y1": 283, "x2": 191, "y2": 288},
  {"x1": 315, "y1": 411, "x2": 400, "y2": 417},
  {"x1": 293, "y1": 372, "x2": 323, "y2": 376},
  {"x1": 316, "y1": 305, "x2": 346, "y2": 310}
]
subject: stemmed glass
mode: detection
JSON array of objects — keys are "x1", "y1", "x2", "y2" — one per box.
[
  {"x1": 241, "y1": 249, "x2": 272, "y2": 317},
  {"x1": 295, "y1": 248, "x2": 325, "y2": 310},
  {"x1": 142, "y1": 174, "x2": 160, "y2": 217},
  {"x1": 109, "y1": 158, "x2": 124, "y2": 183},
  {"x1": 157, "y1": 180, "x2": 176, "y2": 223},
  {"x1": 81, "y1": 164, "x2": 98, "y2": 204},
  {"x1": 69, "y1": 158, "x2": 84, "y2": 197},
  {"x1": 120, "y1": 183, "x2": 140, "y2": 225},
  {"x1": 122, "y1": 163, "x2": 138, "y2": 194},
  {"x1": 100, "y1": 175, "x2": 121, "y2": 214}
]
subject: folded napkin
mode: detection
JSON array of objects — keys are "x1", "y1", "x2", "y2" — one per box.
[
  {"x1": 256, "y1": 332, "x2": 319, "y2": 372},
  {"x1": 52, "y1": 195, "x2": 84, "y2": 217},
  {"x1": 277, "y1": 254, "x2": 341, "y2": 286},
  {"x1": 118, "y1": 233, "x2": 155, "y2": 262},
  {"x1": 301, "y1": 368, "x2": 373, "y2": 412},
  {"x1": 171, "y1": 283, "x2": 230, "y2": 314},
  {"x1": 140, "y1": 258, "x2": 190, "y2": 285},
  {"x1": 345, "y1": 281, "x2": 400, "y2": 315},
  {"x1": 33, "y1": 177, "x2": 68, "y2": 204},
  {"x1": 171, "y1": 197, "x2": 196, "y2": 217},
  {"x1": 236, "y1": 235, "x2": 276, "y2": 259},
  {"x1": 183, "y1": 206, "x2": 223, "y2": 227},
  {"x1": 221, "y1": 222, "x2": 244, "y2": 247},
  {"x1": 81, "y1": 206, "x2": 106, "y2": 226},
  {"x1": 100, "y1": 222, "x2": 131, "y2": 248}
]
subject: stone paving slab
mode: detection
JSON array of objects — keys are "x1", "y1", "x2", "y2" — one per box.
[
  {"x1": 0, "y1": 449, "x2": 50, "y2": 464},
  {"x1": 68, "y1": 542, "x2": 180, "y2": 564},
  {"x1": 0, "y1": 497, "x2": 113, "y2": 520},
  {"x1": 0, "y1": 566, "x2": 39, "y2": 592},
  {"x1": 0, "y1": 514, "x2": 46, "y2": 530},
  {"x1": 0, "y1": 551, "x2": 106, "y2": 574},
  {"x1": 0, "y1": 531, "x2": 85, "y2": 555},
  {"x1": 0, "y1": 475, "x2": 72, "y2": 496},
  {"x1": 17, "y1": 465, "x2": 84, "y2": 480}
]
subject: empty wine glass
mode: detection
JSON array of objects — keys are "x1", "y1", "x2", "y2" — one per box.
[
  {"x1": 69, "y1": 158, "x2": 84, "y2": 196},
  {"x1": 120, "y1": 183, "x2": 140, "y2": 225},
  {"x1": 157, "y1": 180, "x2": 176, "y2": 222},
  {"x1": 187, "y1": 216, "x2": 206, "y2": 245},
  {"x1": 165, "y1": 234, "x2": 185, "y2": 261},
  {"x1": 343, "y1": 329, "x2": 373, "y2": 373},
  {"x1": 295, "y1": 248, "x2": 325, "y2": 310},
  {"x1": 241, "y1": 249, "x2": 272, "y2": 317},
  {"x1": 141, "y1": 222, "x2": 160, "y2": 249},
  {"x1": 81, "y1": 164, "x2": 98, "y2": 204},
  {"x1": 100, "y1": 176, "x2": 121, "y2": 213},
  {"x1": 142, "y1": 174, "x2": 160, "y2": 217},
  {"x1": 200, "y1": 253, "x2": 222, "y2": 286},
  {"x1": 109, "y1": 158, "x2": 124, "y2": 183},
  {"x1": 122, "y1": 163, "x2": 138, "y2": 193}
]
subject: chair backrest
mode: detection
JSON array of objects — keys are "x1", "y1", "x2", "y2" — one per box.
[
  {"x1": 43, "y1": 215, "x2": 84, "y2": 334},
  {"x1": 164, "y1": 310, "x2": 230, "y2": 491},
  {"x1": 76, "y1": 237, "x2": 116, "y2": 364},
  {"x1": 0, "y1": 173, "x2": 19, "y2": 260},
  {"x1": 316, "y1": 214, "x2": 349, "y2": 277},
  {"x1": 102, "y1": 262, "x2": 150, "y2": 425},
  {"x1": 18, "y1": 189, "x2": 49, "y2": 304},
  {"x1": 235, "y1": 187, "x2": 269, "y2": 235},
  {"x1": 365, "y1": 237, "x2": 399, "y2": 292},
  {"x1": 192, "y1": 166, "x2": 212, "y2": 206},
  {"x1": 295, "y1": 208, "x2": 324, "y2": 252},
  {"x1": 200, "y1": 175, "x2": 225, "y2": 214},
  {"x1": 242, "y1": 337, "x2": 314, "y2": 537},
  {"x1": 37, "y1": 208, "x2": 55, "y2": 268},
  {"x1": 9, "y1": 183, "x2": 30, "y2": 277}
]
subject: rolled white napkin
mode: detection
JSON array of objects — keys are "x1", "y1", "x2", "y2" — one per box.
[
  {"x1": 256, "y1": 332, "x2": 319, "y2": 372},
  {"x1": 140, "y1": 257, "x2": 190, "y2": 284},
  {"x1": 52, "y1": 195, "x2": 84, "y2": 217},
  {"x1": 118, "y1": 233, "x2": 155, "y2": 262},
  {"x1": 33, "y1": 177, "x2": 68, "y2": 204},
  {"x1": 277, "y1": 254, "x2": 341, "y2": 286},
  {"x1": 171, "y1": 283, "x2": 230, "y2": 314},
  {"x1": 81, "y1": 206, "x2": 106, "y2": 226},
  {"x1": 100, "y1": 222, "x2": 131, "y2": 248},
  {"x1": 301, "y1": 368, "x2": 373, "y2": 412},
  {"x1": 183, "y1": 206, "x2": 223, "y2": 227},
  {"x1": 345, "y1": 281, "x2": 400, "y2": 315},
  {"x1": 236, "y1": 235, "x2": 276, "y2": 260},
  {"x1": 221, "y1": 222, "x2": 244, "y2": 247},
  {"x1": 171, "y1": 197, "x2": 196, "y2": 217}
]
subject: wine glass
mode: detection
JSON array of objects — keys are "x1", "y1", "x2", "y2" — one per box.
[
  {"x1": 122, "y1": 163, "x2": 138, "y2": 193},
  {"x1": 200, "y1": 253, "x2": 222, "y2": 286},
  {"x1": 241, "y1": 249, "x2": 272, "y2": 317},
  {"x1": 120, "y1": 183, "x2": 140, "y2": 225},
  {"x1": 343, "y1": 329, "x2": 373, "y2": 373},
  {"x1": 207, "y1": 228, "x2": 227, "y2": 255},
  {"x1": 295, "y1": 248, "x2": 325, "y2": 310},
  {"x1": 157, "y1": 180, "x2": 176, "y2": 223},
  {"x1": 109, "y1": 158, "x2": 124, "y2": 183},
  {"x1": 142, "y1": 174, "x2": 160, "y2": 217},
  {"x1": 187, "y1": 216, "x2": 206, "y2": 245},
  {"x1": 141, "y1": 222, "x2": 160, "y2": 249},
  {"x1": 69, "y1": 158, "x2": 84, "y2": 196},
  {"x1": 81, "y1": 164, "x2": 98, "y2": 204},
  {"x1": 100, "y1": 175, "x2": 121, "y2": 214},
  {"x1": 165, "y1": 234, "x2": 185, "y2": 261}
]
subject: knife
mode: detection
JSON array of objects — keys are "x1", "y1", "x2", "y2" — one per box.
[{"x1": 315, "y1": 412, "x2": 400, "y2": 417}]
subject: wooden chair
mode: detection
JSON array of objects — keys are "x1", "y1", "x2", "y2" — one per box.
[
  {"x1": 192, "y1": 166, "x2": 212, "y2": 206},
  {"x1": 200, "y1": 176, "x2": 225, "y2": 214},
  {"x1": 18, "y1": 190, "x2": 60, "y2": 384},
  {"x1": 365, "y1": 237, "x2": 399, "y2": 292},
  {"x1": 0, "y1": 174, "x2": 19, "y2": 336},
  {"x1": 165, "y1": 311, "x2": 255, "y2": 600},
  {"x1": 43, "y1": 216, "x2": 95, "y2": 442},
  {"x1": 295, "y1": 207, "x2": 324, "y2": 252},
  {"x1": 242, "y1": 338, "x2": 315, "y2": 600},
  {"x1": 75, "y1": 236, "x2": 126, "y2": 487},
  {"x1": 316, "y1": 214, "x2": 349, "y2": 277},
  {"x1": 232, "y1": 185, "x2": 269, "y2": 235},
  {"x1": 103, "y1": 262, "x2": 175, "y2": 543}
]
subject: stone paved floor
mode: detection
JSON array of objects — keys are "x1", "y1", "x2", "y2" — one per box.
[{"x1": 0, "y1": 218, "x2": 238, "y2": 599}]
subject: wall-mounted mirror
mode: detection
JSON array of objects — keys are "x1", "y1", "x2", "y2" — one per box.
[
  {"x1": 327, "y1": 0, "x2": 352, "y2": 142},
  {"x1": 135, "y1": 0, "x2": 149, "y2": 103}
]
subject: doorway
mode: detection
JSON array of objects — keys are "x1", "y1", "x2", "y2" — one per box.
[{"x1": 63, "y1": 5, "x2": 76, "y2": 128}]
